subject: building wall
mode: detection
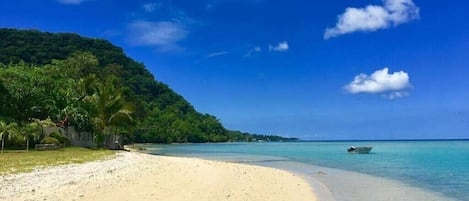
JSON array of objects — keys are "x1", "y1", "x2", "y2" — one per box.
[{"x1": 44, "y1": 126, "x2": 96, "y2": 148}]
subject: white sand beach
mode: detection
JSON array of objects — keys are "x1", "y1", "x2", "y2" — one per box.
[{"x1": 0, "y1": 152, "x2": 317, "y2": 201}]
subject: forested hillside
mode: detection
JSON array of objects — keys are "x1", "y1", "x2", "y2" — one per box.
[{"x1": 0, "y1": 28, "x2": 296, "y2": 147}]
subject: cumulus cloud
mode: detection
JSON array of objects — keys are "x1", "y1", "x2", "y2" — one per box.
[
  {"x1": 127, "y1": 20, "x2": 188, "y2": 51},
  {"x1": 324, "y1": 0, "x2": 419, "y2": 39},
  {"x1": 269, "y1": 41, "x2": 289, "y2": 52},
  {"x1": 57, "y1": 0, "x2": 88, "y2": 5},
  {"x1": 143, "y1": 2, "x2": 161, "y2": 12},
  {"x1": 206, "y1": 51, "x2": 228, "y2": 58},
  {"x1": 344, "y1": 68, "x2": 411, "y2": 99}
]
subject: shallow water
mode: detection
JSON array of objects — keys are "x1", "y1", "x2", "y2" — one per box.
[{"x1": 147, "y1": 141, "x2": 469, "y2": 201}]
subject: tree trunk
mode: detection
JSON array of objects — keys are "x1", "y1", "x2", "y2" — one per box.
[
  {"x1": 26, "y1": 138, "x2": 29, "y2": 152},
  {"x1": 1, "y1": 138, "x2": 4, "y2": 154}
]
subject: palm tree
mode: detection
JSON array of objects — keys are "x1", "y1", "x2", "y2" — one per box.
[
  {"x1": 0, "y1": 120, "x2": 18, "y2": 153},
  {"x1": 85, "y1": 76, "x2": 133, "y2": 147},
  {"x1": 18, "y1": 122, "x2": 41, "y2": 152},
  {"x1": 32, "y1": 118, "x2": 56, "y2": 138}
]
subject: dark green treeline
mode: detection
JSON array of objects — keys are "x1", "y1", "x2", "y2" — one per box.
[{"x1": 0, "y1": 28, "x2": 296, "y2": 145}]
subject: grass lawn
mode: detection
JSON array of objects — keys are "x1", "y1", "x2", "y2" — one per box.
[{"x1": 0, "y1": 147, "x2": 116, "y2": 175}]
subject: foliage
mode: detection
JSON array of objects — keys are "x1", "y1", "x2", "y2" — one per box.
[
  {"x1": 18, "y1": 122, "x2": 42, "y2": 152},
  {"x1": 227, "y1": 130, "x2": 299, "y2": 142},
  {"x1": 0, "y1": 28, "x2": 294, "y2": 146},
  {"x1": 0, "y1": 28, "x2": 127, "y2": 67},
  {"x1": 0, "y1": 120, "x2": 18, "y2": 153},
  {"x1": 84, "y1": 75, "x2": 134, "y2": 146},
  {"x1": 40, "y1": 136, "x2": 61, "y2": 145},
  {"x1": 49, "y1": 132, "x2": 71, "y2": 146}
]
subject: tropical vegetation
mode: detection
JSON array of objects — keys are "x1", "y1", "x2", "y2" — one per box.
[{"x1": 0, "y1": 28, "x2": 297, "y2": 151}]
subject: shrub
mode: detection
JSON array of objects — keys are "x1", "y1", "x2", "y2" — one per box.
[
  {"x1": 4, "y1": 135, "x2": 25, "y2": 149},
  {"x1": 41, "y1": 136, "x2": 60, "y2": 145},
  {"x1": 49, "y1": 132, "x2": 70, "y2": 146}
]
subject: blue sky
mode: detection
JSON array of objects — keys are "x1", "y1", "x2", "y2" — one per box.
[{"x1": 1, "y1": 0, "x2": 469, "y2": 139}]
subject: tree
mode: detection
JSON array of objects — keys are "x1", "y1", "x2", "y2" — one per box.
[
  {"x1": 18, "y1": 122, "x2": 41, "y2": 152},
  {"x1": 0, "y1": 81, "x2": 13, "y2": 120},
  {"x1": 85, "y1": 76, "x2": 134, "y2": 147},
  {"x1": 0, "y1": 29, "x2": 296, "y2": 145},
  {"x1": 61, "y1": 51, "x2": 99, "y2": 79},
  {"x1": 0, "y1": 120, "x2": 17, "y2": 153},
  {"x1": 31, "y1": 118, "x2": 56, "y2": 137},
  {"x1": 0, "y1": 64, "x2": 46, "y2": 122}
]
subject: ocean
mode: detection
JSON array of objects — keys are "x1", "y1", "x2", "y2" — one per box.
[{"x1": 146, "y1": 141, "x2": 469, "y2": 201}]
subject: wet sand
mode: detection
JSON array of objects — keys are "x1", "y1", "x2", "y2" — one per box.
[{"x1": 250, "y1": 160, "x2": 456, "y2": 201}]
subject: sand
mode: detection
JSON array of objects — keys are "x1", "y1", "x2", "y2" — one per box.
[
  {"x1": 0, "y1": 152, "x2": 317, "y2": 201},
  {"x1": 252, "y1": 160, "x2": 456, "y2": 201}
]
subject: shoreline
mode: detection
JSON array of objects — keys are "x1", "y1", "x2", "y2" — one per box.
[
  {"x1": 155, "y1": 152, "x2": 456, "y2": 201},
  {"x1": 0, "y1": 151, "x2": 317, "y2": 201},
  {"x1": 248, "y1": 160, "x2": 456, "y2": 201}
]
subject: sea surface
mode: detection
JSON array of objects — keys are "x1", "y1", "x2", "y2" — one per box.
[{"x1": 146, "y1": 141, "x2": 469, "y2": 201}]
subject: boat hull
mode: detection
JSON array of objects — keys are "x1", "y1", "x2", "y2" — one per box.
[{"x1": 347, "y1": 146, "x2": 372, "y2": 154}]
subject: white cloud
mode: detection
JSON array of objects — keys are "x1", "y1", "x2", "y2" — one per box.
[
  {"x1": 206, "y1": 51, "x2": 228, "y2": 58},
  {"x1": 143, "y1": 2, "x2": 161, "y2": 12},
  {"x1": 244, "y1": 46, "x2": 262, "y2": 57},
  {"x1": 127, "y1": 20, "x2": 188, "y2": 51},
  {"x1": 344, "y1": 68, "x2": 411, "y2": 98},
  {"x1": 387, "y1": 91, "x2": 409, "y2": 100},
  {"x1": 57, "y1": 0, "x2": 87, "y2": 5},
  {"x1": 324, "y1": 0, "x2": 419, "y2": 39},
  {"x1": 269, "y1": 41, "x2": 289, "y2": 52}
]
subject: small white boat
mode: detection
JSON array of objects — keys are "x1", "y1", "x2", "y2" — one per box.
[{"x1": 347, "y1": 146, "x2": 372, "y2": 154}]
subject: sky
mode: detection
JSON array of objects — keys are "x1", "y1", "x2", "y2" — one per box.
[{"x1": 1, "y1": 0, "x2": 469, "y2": 140}]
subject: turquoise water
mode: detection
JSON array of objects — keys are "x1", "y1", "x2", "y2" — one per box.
[{"x1": 147, "y1": 141, "x2": 469, "y2": 201}]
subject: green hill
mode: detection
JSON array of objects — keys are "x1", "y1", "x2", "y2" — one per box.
[{"x1": 0, "y1": 28, "x2": 295, "y2": 145}]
